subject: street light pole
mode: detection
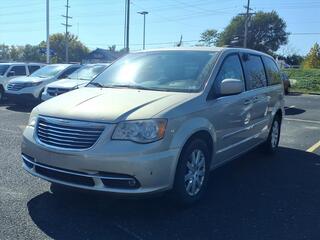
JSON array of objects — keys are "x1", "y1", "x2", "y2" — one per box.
[
  {"x1": 138, "y1": 11, "x2": 148, "y2": 50},
  {"x1": 124, "y1": 0, "x2": 130, "y2": 52}
]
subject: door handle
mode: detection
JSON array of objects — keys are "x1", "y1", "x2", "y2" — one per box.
[{"x1": 244, "y1": 99, "x2": 252, "y2": 105}]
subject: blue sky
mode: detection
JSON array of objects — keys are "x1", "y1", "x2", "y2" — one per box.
[{"x1": 0, "y1": 0, "x2": 319, "y2": 55}]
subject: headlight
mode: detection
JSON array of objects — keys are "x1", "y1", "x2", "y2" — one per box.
[
  {"x1": 23, "y1": 81, "x2": 42, "y2": 88},
  {"x1": 112, "y1": 119, "x2": 167, "y2": 143},
  {"x1": 27, "y1": 110, "x2": 38, "y2": 127}
]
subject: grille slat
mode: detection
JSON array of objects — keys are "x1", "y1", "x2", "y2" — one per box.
[
  {"x1": 38, "y1": 122, "x2": 102, "y2": 133},
  {"x1": 7, "y1": 83, "x2": 25, "y2": 91},
  {"x1": 37, "y1": 133, "x2": 94, "y2": 144},
  {"x1": 37, "y1": 127, "x2": 100, "y2": 138},
  {"x1": 37, "y1": 129, "x2": 98, "y2": 141},
  {"x1": 36, "y1": 117, "x2": 105, "y2": 150}
]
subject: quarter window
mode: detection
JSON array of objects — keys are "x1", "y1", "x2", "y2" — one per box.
[
  {"x1": 59, "y1": 66, "x2": 81, "y2": 79},
  {"x1": 215, "y1": 54, "x2": 244, "y2": 94},
  {"x1": 10, "y1": 66, "x2": 26, "y2": 76},
  {"x1": 262, "y1": 56, "x2": 281, "y2": 85},
  {"x1": 28, "y1": 65, "x2": 41, "y2": 74},
  {"x1": 242, "y1": 54, "x2": 267, "y2": 90}
]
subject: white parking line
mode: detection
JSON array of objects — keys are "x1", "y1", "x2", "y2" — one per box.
[{"x1": 284, "y1": 118, "x2": 320, "y2": 125}]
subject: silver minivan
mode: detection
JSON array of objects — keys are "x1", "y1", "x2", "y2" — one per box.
[{"x1": 21, "y1": 48, "x2": 284, "y2": 205}]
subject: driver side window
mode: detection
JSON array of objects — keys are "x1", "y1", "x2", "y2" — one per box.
[{"x1": 214, "y1": 54, "x2": 245, "y2": 94}]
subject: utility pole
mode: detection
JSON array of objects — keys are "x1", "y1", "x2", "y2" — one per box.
[
  {"x1": 62, "y1": 0, "x2": 72, "y2": 63},
  {"x1": 243, "y1": 0, "x2": 252, "y2": 48},
  {"x1": 124, "y1": 0, "x2": 130, "y2": 52},
  {"x1": 137, "y1": 11, "x2": 148, "y2": 50},
  {"x1": 46, "y1": 0, "x2": 50, "y2": 64}
]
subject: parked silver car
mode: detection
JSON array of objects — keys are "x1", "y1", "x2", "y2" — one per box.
[
  {"x1": 21, "y1": 48, "x2": 284, "y2": 205},
  {"x1": 6, "y1": 64, "x2": 80, "y2": 103},
  {"x1": 41, "y1": 63, "x2": 110, "y2": 101},
  {"x1": 0, "y1": 62, "x2": 44, "y2": 102}
]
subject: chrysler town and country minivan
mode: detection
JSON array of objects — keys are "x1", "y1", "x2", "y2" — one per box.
[{"x1": 21, "y1": 48, "x2": 284, "y2": 205}]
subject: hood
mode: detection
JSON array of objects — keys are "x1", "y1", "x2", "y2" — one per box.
[
  {"x1": 36, "y1": 87, "x2": 195, "y2": 123},
  {"x1": 9, "y1": 76, "x2": 50, "y2": 83},
  {"x1": 46, "y1": 78, "x2": 89, "y2": 89}
]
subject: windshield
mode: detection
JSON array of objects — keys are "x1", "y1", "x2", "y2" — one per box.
[
  {"x1": 90, "y1": 51, "x2": 218, "y2": 92},
  {"x1": 30, "y1": 65, "x2": 69, "y2": 78},
  {"x1": 0, "y1": 65, "x2": 10, "y2": 76},
  {"x1": 67, "y1": 65, "x2": 107, "y2": 80}
]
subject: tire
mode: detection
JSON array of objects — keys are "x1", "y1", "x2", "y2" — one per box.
[
  {"x1": 262, "y1": 115, "x2": 281, "y2": 154},
  {"x1": 172, "y1": 138, "x2": 211, "y2": 206},
  {"x1": 0, "y1": 87, "x2": 4, "y2": 103},
  {"x1": 284, "y1": 89, "x2": 289, "y2": 95}
]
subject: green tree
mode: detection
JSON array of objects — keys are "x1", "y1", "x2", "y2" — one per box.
[
  {"x1": 199, "y1": 29, "x2": 218, "y2": 47},
  {"x1": 303, "y1": 43, "x2": 320, "y2": 69},
  {"x1": 23, "y1": 44, "x2": 42, "y2": 62},
  {"x1": 40, "y1": 33, "x2": 89, "y2": 63},
  {"x1": 215, "y1": 11, "x2": 288, "y2": 54},
  {"x1": 10, "y1": 45, "x2": 23, "y2": 61},
  {"x1": 108, "y1": 45, "x2": 116, "y2": 52},
  {"x1": 0, "y1": 44, "x2": 10, "y2": 61}
]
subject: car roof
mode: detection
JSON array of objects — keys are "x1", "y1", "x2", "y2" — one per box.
[
  {"x1": 0, "y1": 62, "x2": 45, "y2": 65},
  {"x1": 132, "y1": 47, "x2": 274, "y2": 59}
]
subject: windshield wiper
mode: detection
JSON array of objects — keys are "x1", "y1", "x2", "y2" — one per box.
[{"x1": 88, "y1": 82, "x2": 105, "y2": 88}]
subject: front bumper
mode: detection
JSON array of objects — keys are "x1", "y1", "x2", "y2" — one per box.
[
  {"x1": 6, "y1": 85, "x2": 43, "y2": 102},
  {"x1": 21, "y1": 126, "x2": 180, "y2": 195}
]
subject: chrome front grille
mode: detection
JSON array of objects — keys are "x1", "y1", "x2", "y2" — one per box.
[
  {"x1": 7, "y1": 82, "x2": 25, "y2": 91},
  {"x1": 47, "y1": 87, "x2": 70, "y2": 96},
  {"x1": 36, "y1": 116, "x2": 105, "y2": 150}
]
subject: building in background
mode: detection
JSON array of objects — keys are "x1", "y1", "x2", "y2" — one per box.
[{"x1": 83, "y1": 48, "x2": 125, "y2": 63}]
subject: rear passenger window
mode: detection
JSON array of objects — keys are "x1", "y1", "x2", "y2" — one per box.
[
  {"x1": 262, "y1": 57, "x2": 281, "y2": 85},
  {"x1": 242, "y1": 54, "x2": 267, "y2": 90},
  {"x1": 10, "y1": 66, "x2": 26, "y2": 76},
  {"x1": 28, "y1": 65, "x2": 41, "y2": 74}
]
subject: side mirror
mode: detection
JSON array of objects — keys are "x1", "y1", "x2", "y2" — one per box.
[
  {"x1": 220, "y1": 78, "x2": 244, "y2": 96},
  {"x1": 7, "y1": 71, "x2": 15, "y2": 77}
]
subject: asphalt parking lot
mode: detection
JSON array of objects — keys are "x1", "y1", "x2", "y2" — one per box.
[{"x1": 0, "y1": 94, "x2": 320, "y2": 240}]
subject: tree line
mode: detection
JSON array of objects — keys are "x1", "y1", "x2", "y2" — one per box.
[
  {"x1": 198, "y1": 10, "x2": 319, "y2": 69},
  {"x1": 0, "y1": 33, "x2": 89, "y2": 63}
]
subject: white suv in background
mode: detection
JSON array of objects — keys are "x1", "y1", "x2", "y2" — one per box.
[
  {"x1": 0, "y1": 63, "x2": 44, "y2": 102},
  {"x1": 41, "y1": 63, "x2": 110, "y2": 101},
  {"x1": 6, "y1": 64, "x2": 81, "y2": 104}
]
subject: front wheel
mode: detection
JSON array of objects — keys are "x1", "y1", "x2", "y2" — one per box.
[
  {"x1": 172, "y1": 139, "x2": 210, "y2": 206},
  {"x1": 262, "y1": 115, "x2": 281, "y2": 153}
]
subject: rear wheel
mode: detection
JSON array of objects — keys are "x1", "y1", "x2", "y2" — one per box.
[
  {"x1": 0, "y1": 87, "x2": 4, "y2": 103},
  {"x1": 263, "y1": 115, "x2": 281, "y2": 153},
  {"x1": 173, "y1": 139, "x2": 210, "y2": 206}
]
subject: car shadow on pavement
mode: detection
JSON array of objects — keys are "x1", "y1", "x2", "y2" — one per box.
[
  {"x1": 27, "y1": 147, "x2": 320, "y2": 240},
  {"x1": 284, "y1": 107, "x2": 305, "y2": 115},
  {"x1": 5, "y1": 104, "x2": 36, "y2": 113}
]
